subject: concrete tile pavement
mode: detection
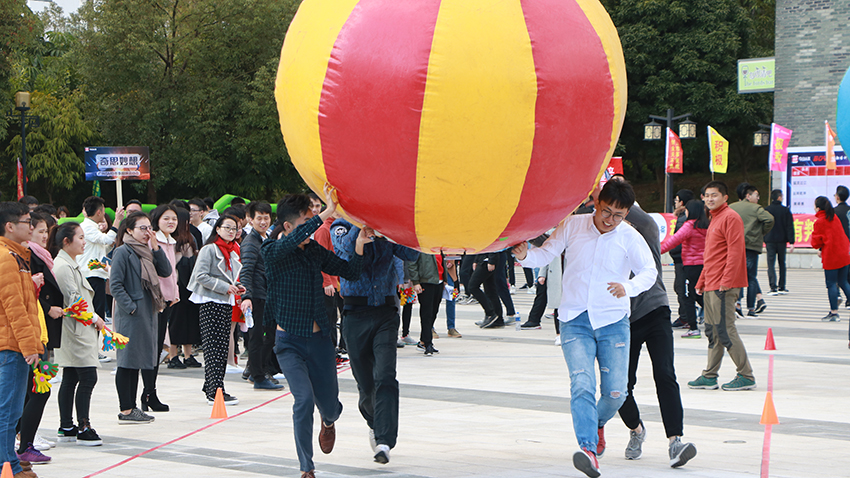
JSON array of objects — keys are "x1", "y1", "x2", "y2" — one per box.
[{"x1": 24, "y1": 267, "x2": 849, "y2": 477}]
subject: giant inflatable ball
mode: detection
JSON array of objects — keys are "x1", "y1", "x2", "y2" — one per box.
[{"x1": 275, "y1": 0, "x2": 626, "y2": 253}]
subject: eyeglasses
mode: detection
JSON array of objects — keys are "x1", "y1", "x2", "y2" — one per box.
[
  {"x1": 135, "y1": 225, "x2": 152, "y2": 231},
  {"x1": 190, "y1": 209, "x2": 202, "y2": 213},
  {"x1": 599, "y1": 209, "x2": 626, "y2": 223},
  {"x1": 220, "y1": 226, "x2": 239, "y2": 232},
  {"x1": 14, "y1": 220, "x2": 32, "y2": 225}
]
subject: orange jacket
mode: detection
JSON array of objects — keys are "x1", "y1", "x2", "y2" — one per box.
[
  {"x1": 0, "y1": 237, "x2": 43, "y2": 357},
  {"x1": 696, "y1": 203, "x2": 748, "y2": 292}
]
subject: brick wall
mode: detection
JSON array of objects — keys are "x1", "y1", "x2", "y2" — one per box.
[{"x1": 775, "y1": 0, "x2": 850, "y2": 147}]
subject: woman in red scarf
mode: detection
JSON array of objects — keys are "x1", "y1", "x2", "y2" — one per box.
[
  {"x1": 186, "y1": 215, "x2": 245, "y2": 405},
  {"x1": 811, "y1": 196, "x2": 850, "y2": 321}
]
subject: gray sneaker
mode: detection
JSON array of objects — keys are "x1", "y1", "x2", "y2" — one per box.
[
  {"x1": 625, "y1": 422, "x2": 646, "y2": 460},
  {"x1": 118, "y1": 408, "x2": 154, "y2": 424},
  {"x1": 668, "y1": 437, "x2": 697, "y2": 468}
]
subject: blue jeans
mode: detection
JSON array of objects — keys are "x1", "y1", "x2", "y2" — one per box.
[
  {"x1": 0, "y1": 350, "x2": 29, "y2": 474},
  {"x1": 561, "y1": 312, "x2": 630, "y2": 452},
  {"x1": 825, "y1": 266, "x2": 850, "y2": 310},
  {"x1": 445, "y1": 276, "x2": 456, "y2": 329},
  {"x1": 274, "y1": 330, "x2": 343, "y2": 472}
]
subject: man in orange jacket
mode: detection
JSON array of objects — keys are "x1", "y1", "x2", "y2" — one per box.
[
  {"x1": 0, "y1": 202, "x2": 43, "y2": 478},
  {"x1": 688, "y1": 182, "x2": 756, "y2": 392}
]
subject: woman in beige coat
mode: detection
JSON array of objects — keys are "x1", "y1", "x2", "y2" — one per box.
[{"x1": 50, "y1": 222, "x2": 105, "y2": 446}]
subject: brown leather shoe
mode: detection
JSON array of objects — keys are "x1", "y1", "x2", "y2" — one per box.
[
  {"x1": 14, "y1": 470, "x2": 38, "y2": 478},
  {"x1": 318, "y1": 421, "x2": 335, "y2": 454},
  {"x1": 300, "y1": 470, "x2": 315, "y2": 478},
  {"x1": 19, "y1": 461, "x2": 33, "y2": 472}
]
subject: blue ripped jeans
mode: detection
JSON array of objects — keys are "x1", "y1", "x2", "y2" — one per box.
[{"x1": 560, "y1": 312, "x2": 630, "y2": 453}]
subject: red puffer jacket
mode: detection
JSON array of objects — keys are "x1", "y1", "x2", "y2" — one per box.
[
  {"x1": 660, "y1": 219, "x2": 707, "y2": 266},
  {"x1": 812, "y1": 210, "x2": 850, "y2": 270}
]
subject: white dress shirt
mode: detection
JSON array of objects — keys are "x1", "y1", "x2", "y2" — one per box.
[
  {"x1": 78, "y1": 217, "x2": 116, "y2": 279},
  {"x1": 519, "y1": 213, "x2": 656, "y2": 330}
]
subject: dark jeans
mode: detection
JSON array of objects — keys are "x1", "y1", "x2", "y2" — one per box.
[
  {"x1": 401, "y1": 303, "x2": 412, "y2": 337},
  {"x1": 459, "y1": 255, "x2": 473, "y2": 294},
  {"x1": 507, "y1": 253, "x2": 516, "y2": 286},
  {"x1": 58, "y1": 366, "x2": 97, "y2": 428},
  {"x1": 618, "y1": 306, "x2": 684, "y2": 438},
  {"x1": 765, "y1": 243, "x2": 787, "y2": 291},
  {"x1": 247, "y1": 299, "x2": 276, "y2": 381},
  {"x1": 115, "y1": 367, "x2": 141, "y2": 411},
  {"x1": 17, "y1": 352, "x2": 50, "y2": 453},
  {"x1": 743, "y1": 250, "x2": 762, "y2": 309},
  {"x1": 342, "y1": 305, "x2": 400, "y2": 448},
  {"x1": 87, "y1": 277, "x2": 107, "y2": 319},
  {"x1": 527, "y1": 280, "x2": 547, "y2": 325},
  {"x1": 469, "y1": 263, "x2": 501, "y2": 318},
  {"x1": 417, "y1": 283, "x2": 442, "y2": 347},
  {"x1": 673, "y1": 262, "x2": 687, "y2": 319},
  {"x1": 523, "y1": 268, "x2": 535, "y2": 288},
  {"x1": 141, "y1": 305, "x2": 170, "y2": 396},
  {"x1": 682, "y1": 265, "x2": 704, "y2": 330},
  {"x1": 825, "y1": 266, "x2": 850, "y2": 310},
  {"x1": 494, "y1": 251, "x2": 516, "y2": 316},
  {"x1": 274, "y1": 330, "x2": 342, "y2": 473}
]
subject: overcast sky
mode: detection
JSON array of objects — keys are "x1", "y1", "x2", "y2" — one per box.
[{"x1": 29, "y1": 0, "x2": 80, "y2": 15}]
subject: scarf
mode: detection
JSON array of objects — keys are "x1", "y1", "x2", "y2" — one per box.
[
  {"x1": 122, "y1": 233, "x2": 167, "y2": 313},
  {"x1": 28, "y1": 241, "x2": 54, "y2": 274},
  {"x1": 215, "y1": 237, "x2": 240, "y2": 271}
]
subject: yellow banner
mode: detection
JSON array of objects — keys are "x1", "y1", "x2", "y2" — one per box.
[{"x1": 707, "y1": 126, "x2": 728, "y2": 174}]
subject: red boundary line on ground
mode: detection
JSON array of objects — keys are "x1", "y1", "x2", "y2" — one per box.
[{"x1": 82, "y1": 365, "x2": 352, "y2": 477}]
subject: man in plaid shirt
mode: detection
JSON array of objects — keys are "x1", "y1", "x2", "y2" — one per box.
[{"x1": 262, "y1": 186, "x2": 373, "y2": 478}]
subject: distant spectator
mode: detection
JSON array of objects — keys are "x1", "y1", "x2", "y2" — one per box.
[
  {"x1": 833, "y1": 186, "x2": 850, "y2": 240},
  {"x1": 670, "y1": 189, "x2": 694, "y2": 328},
  {"x1": 811, "y1": 196, "x2": 850, "y2": 322},
  {"x1": 19, "y1": 195, "x2": 38, "y2": 210},
  {"x1": 729, "y1": 183, "x2": 774, "y2": 317},
  {"x1": 33, "y1": 203, "x2": 57, "y2": 220},
  {"x1": 764, "y1": 190, "x2": 795, "y2": 295},
  {"x1": 189, "y1": 198, "x2": 213, "y2": 245},
  {"x1": 79, "y1": 196, "x2": 125, "y2": 319},
  {"x1": 230, "y1": 196, "x2": 246, "y2": 206},
  {"x1": 125, "y1": 200, "x2": 143, "y2": 214},
  {"x1": 202, "y1": 197, "x2": 219, "y2": 227},
  {"x1": 307, "y1": 191, "x2": 323, "y2": 216},
  {"x1": 57, "y1": 205, "x2": 70, "y2": 218}
]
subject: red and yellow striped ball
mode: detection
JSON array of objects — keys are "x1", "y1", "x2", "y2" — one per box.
[{"x1": 275, "y1": 0, "x2": 626, "y2": 253}]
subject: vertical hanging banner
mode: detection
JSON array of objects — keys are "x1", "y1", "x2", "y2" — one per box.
[
  {"x1": 707, "y1": 126, "x2": 729, "y2": 174},
  {"x1": 666, "y1": 127, "x2": 683, "y2": 173},
  {"x1": 826, "y1": 120, "x2": 838, "y2": 171},
  {"x1": 16, "y1": 158, "x2": 24, "y2": 200},
  {"x1": 600, "y1": 156, "x2": 623, "y2": 186},
  {"x1": 769, "y1": 123, "x2": 793, "y2": 171}
]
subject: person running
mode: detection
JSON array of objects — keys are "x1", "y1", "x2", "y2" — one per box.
[
  {"x1": 110, "y1": 211, "x2": 172, "y2": 423},
  {"x1": 50, "y1": 222, "x2": 106, "y2": 445},
  {"x1": 263, "y1": 188, "x2": 370, "y2": 478},
  {"x1": 187, "y1": 214, "x2": 245, "y2": 406},
  {"x1": 660, "y1": 200, "x2": 708, "y2": 337},
  {"x1": 0, "y1": 202, "x2": 43, "y2": 478},
  {"x1": 811, "y1": 196, "x2": 850, "y2": 322},
  {"x1": 688, "y1": 181, "x2": 756, "y2": 392},
  {"x1": 331, "y1": 217, "x2": 418, "y2": 463},
  {"x1": 513, "y1": 179, "x2": 656, "y2": 478}
]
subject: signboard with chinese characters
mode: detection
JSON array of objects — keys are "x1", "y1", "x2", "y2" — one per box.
[
  {"x1": 786, "y1": 146, "x2": 848, "y2": 215},
  {"x1": 84, "y1": 146, "x2": 150, "y2": 181},
  {"x1": 737, "y1": 57, "x2": 775, "y2": 93}
]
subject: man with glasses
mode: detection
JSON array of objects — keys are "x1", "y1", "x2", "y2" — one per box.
[
  {"x1": 188, "y1": 199, "x2": 213, "y2": 244},
  {"x1": 0, "y1": 202, "x2": 42, "y2": 478},
  {"x1": 512, "y1": 180, "x2": 656, "y2": 478}
]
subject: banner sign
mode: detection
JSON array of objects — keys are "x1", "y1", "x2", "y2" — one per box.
[
  {"x1": 652, "y1": 212, "x2": 817, "y2": 249},
  {"x1": 769, "y1": 123, "x2": 793, "y2": 172},
  {"x1": 600, "y1": 156, "x2": 623, "y2": 185},
  {"x1": 707, "y1": 126, "x2": 729, "y2": 174},
  {"x1": 826, "y1": 121, "x2": 838, "y2": 171},
  {"x1": 665, "y1": 128, "x2": 683, "y2": 173},
  {"x1": 786, "y1": 146, "x2": 847, "y2": 214},
  {"x1": 84, "y1": 146, "x2": 150, "y2": 181},
  {"x1": 738, "y1": 57, "x2": 775, "y2": 93},
  {"x1": 16, "y1": 158, "x2": 23, "y2": 200}
]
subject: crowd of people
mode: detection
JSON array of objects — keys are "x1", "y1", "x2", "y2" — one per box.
[{"x1": 0, "y1": 176, "x2": 848, "y2": 478}]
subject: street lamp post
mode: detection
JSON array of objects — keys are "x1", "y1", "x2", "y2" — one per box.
[
  {"x1": 6, "y1": 92, "x2": 40, "y2": 197},
  {"x1": 643, "y1": 108, "x2": 696, "y2": 213}
]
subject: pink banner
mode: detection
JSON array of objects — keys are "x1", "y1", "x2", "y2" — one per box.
[
  {"x1": 665, "y1": 128, "x2": 683, "y2": 173},
  {"x1": 768, "y1": 123, "x2": 792, "y2": 171}
]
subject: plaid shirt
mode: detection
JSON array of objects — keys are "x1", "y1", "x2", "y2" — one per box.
[{"x1": 261, "y1": 215, "x2": 363, "y2": 337}]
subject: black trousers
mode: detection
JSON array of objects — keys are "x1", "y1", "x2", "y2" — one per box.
[
  {"x1": 58, "y1": 367, "x2": 97, "y2": 428},
  {"x1": 141, "y1": 305, "x2": 170, "y2": 396},
  {"x1": 618, "y1": 306, "x2": 684, "y2": 438},
  {"x1": 527, "y1": 280, "x2": 547, "y2": 325},
  {"x1": 682, "y1": 265, "x2": 704, "y2": 330},
  {"x1": 87, "y1": 277, "x2": 107, "y2": 320},
  {"x1": 469, "y1": 263, "x2": 501, "y2": 318},
  {"x1": 115, "y1": 367, "x2": 141, "y2": 411},
  {"x1": 673, "y1": 262, "x2": 686, "y2": 320},
  {"x1": 401, "y1": 303, "x2": 412, "y2": 337},
  {"x1": 507, "y1": 253, "x2": 516, "y2": 286},
  {"x1": 417, "y1": 283, "x2": 442, "y2": 347},
  {"x1": 342, "y1": 305, "x2": 400, "y2": 448},
  {"x1": 522, "y1": 268, "x2": 535, "y2": 288},
  {"x1": 247, "y1": 299, "x2": 276, "y2": 381},
  {"x1": 765, "y1": 243, "x2": 787, "y2": 291},
  {"x1": 324, "y1": 292, "x2": 344, "y2": 349},
  {"x1": 494, "y1": 251, "x2": 516, "y2": 316},
  {"x1": 17, "y1": 352, "x2": 50, "y2": 453},
  {"x1": 459, "y1": 256, "x2": 474, "y2": 294}
]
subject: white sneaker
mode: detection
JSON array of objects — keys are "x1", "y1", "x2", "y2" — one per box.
[
  {"x1": 368, "y1": 429, "x2": 377, "y2": 452},
  {"x1": 98, "y1": 353, "x2": 113, "y2": 363},
  {"x1": 374, "y1": 444, "x2": 390, "y2": 464},
  {"x1": 159, "y1": 350, "x2": 169, "y2": 364},
  {"x1": 35, "y1": 434, "x2": 56, "y2": 449},
  {"x1": 226, "y1": 364, "x2": 244, "y2": 374},
  {"x1": 509, "y1": 285, "x2": 517, "y2": 294},
  {"x1": 49, "y1": 373, "x2": 62, "y2": 385},
  {"x1": 554, "y1": 335, "x2": 561, "y2": 346},
  {"x1": 33, "y1": 434, "x2": 54, "y2": 451}
]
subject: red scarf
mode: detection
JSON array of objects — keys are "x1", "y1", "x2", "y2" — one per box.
[
  {"x1": 215, "y1": 237, "x2": 240, "y2": 270},
  {"x1": 435, "y1": 254, "x2": 444, "y2": 279}
]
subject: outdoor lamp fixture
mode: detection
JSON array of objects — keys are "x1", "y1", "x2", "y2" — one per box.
[
  {"x1": 753, "y1": 123, "x2": 771, "y2": 147},
  {"x1": 678, "y1": 118, "x2": 697, "y2": 140},
  {"x1": 643, "y1": 119, "x2": 663, "y2": 141},
  {"x1": 6, "y1": 91, "x2": 41, "y2": 197}
]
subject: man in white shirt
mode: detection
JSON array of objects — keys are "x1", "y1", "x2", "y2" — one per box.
[
  {"x1": 512, "y1": 180, "x2": 656, "y2": 478},
  {"x1": 78, "y1": 196, "x2": 124, "y2": 319},
  {"x1": 189, "y1": 199, "x2": 213, "y2": 244}
]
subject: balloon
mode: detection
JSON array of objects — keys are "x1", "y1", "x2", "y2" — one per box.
[
  {"x1": 838, "y1": 67, "x2": 850, "y2": 147},
  {"x1": 275, "y1": 0, "x2": 627, "y2": 253}
]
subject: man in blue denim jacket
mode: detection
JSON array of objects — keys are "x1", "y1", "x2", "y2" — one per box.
[{"x1": 331, "y1": 218, "x2": 419, "y2": 464}]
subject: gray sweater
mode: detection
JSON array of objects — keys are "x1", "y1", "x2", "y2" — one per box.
[{"x1": 625, "y1": 205, "x2": 668, "y2": 322}]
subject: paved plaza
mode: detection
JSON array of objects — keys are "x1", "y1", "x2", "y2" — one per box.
[{"x1": 25, "y1": 266, "x2": 850, "y2": 478}]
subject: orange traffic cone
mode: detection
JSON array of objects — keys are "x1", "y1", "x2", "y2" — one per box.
[
  {"x1": 210, "y1": 388, "x2": 228, "y2": 419},
  {"x1": 760, "y1": 392, "x2": 779, "y2": 425},
  {"x1": 1, "y1": 461, "x2": 13, "y2": 478},
  {"x1": 764, "y1": 328, "x2": 776, "y2": 351}
]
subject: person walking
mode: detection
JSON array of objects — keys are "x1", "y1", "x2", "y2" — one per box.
[
  {"x1": 729, "y1": 183, "x2": 774, "y2": 317},
  {"x1": 688, "y1": 181, "x2": 756, "y2": 392},
  {"x1": 811, "y1": 196, "x2": 850, "y2": 322},
  {"x1": 660, "y1": 200, "x2": 708, "y2": 337},
  {"x1": 187, "y1": 214, "x2": 245, "y2": 405},
  {"x1": 0, "y1": 202, "x2": 43, "y2": 478},
  {"x1": 408, "y1": 253, "x2": 443, "y2": 356},
  {"x1": 670, "y1": 190, "x2": 694, "y2": 328},
  {"x1": 50, "y1": 222, "x2": 106, "y2": 445},
  {"x1": 764, "y1": 190, "x2": 796, "y2": 295}
]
